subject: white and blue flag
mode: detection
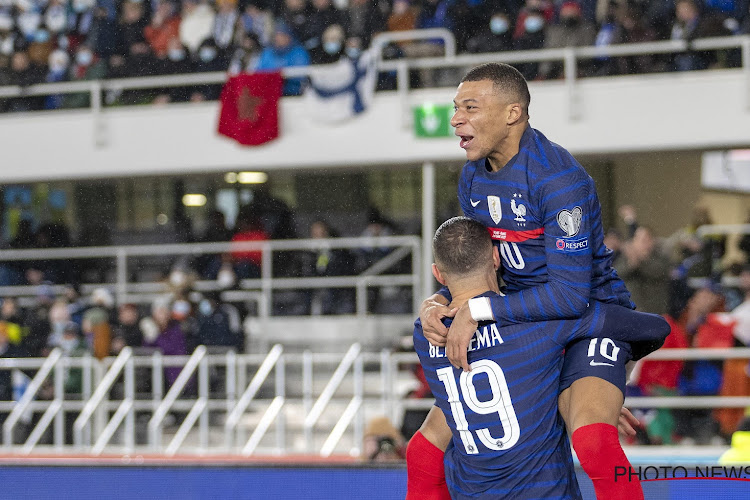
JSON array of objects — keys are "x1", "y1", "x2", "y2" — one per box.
[{"x1": 305, "y1": 50, "x2": 377, "y2": 123}]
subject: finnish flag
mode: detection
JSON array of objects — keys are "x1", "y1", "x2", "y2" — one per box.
[{"x1": 305, "y1": 50, "x2": 377, "y2": 123}]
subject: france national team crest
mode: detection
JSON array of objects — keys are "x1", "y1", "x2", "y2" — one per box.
[
  {"x1": 488, "y1": 196, "x2": 502, "y2": 224},
  {"x1": 510, "y1": 194, "x2": 526, "y2": 223},
  {"x1": 557, "y1": 206, "x2": 582, "y2": 237}
]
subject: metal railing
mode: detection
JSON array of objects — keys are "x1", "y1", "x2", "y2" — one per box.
[
  {"x1": 1, "y1": 345, "x2": 749, "y2": 456},
  {"x1": 0, "y1": 32, "x2": 747, "y2": 129},
  {"x1": 0, "y1": 235, "x2": 422, "y2": 318}
]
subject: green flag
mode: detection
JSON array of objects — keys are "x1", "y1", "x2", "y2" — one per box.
[{"x1": 413, "y1": 104, "x2": 453, "y2": 138}]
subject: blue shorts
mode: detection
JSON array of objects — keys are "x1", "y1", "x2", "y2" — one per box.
[
  {"x1": 558, "y1": 303, "x2": 669, "y2": 396},
  {"x1": 559, "y1": 337, "x2": 632, "y2": 396}
]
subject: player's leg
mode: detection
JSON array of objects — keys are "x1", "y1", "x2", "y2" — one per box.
[
  {"x1": 406, "y1": 406, "x2": 452, "y2": 500},
  {"x1": 559, "y1": 338, "x2": 644, "y2": 500}
]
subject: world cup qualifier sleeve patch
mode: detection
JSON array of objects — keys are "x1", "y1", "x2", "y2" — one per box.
[{"x1": 557, "y1": 206, "x2": 582, "y2": 237}]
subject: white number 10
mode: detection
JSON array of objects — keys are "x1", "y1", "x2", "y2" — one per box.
[{"x1": 436, "y1": 359, "x2": 520, "y2": 454}]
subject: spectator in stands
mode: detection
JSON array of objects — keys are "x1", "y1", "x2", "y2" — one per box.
[
  {"x1": 278, "y1": 0, "x2": 310, "y2": 44},
  {"x1": 88, "y1": 4, "x2": 118, "y2": 59},
  {"x1": 0, "y1": 298, "x2": 28, "y2": 356},
  {"x1": 142, "y1": 297, "x2": 189, "y2": 389},
  {"x1": 614, "y1": 225, "x2": 672, "y2": 314},
  {"x1": 195, "y1": 210, "x2": 233, "y2": 279},
  {"x1": 6, "y1": 51, "x2": 45, "y2": 112},
  {"x1": 179, "y1": 0, "x2": 216, "y2": 56},
  {"x1": 27, "y1": 28, "x2": 54, "y2": 70},
  {"x1": 449, "y1": 0, "x2": 499, "y2": 52},
  {"x1": 0, "y1": 321, "x2": 28, "y2": 429},
  {"x1": 304, "y1": 0, "x2": 346, "y2": 52},
  {"x1": 256, "y1": 22, "x2": 310, "y2": 96},
  {"x1": 64, "y1": 44, "x2": 108, "y2": 109},
  {"x1": 466, "y1": 10, "x2": 514, "y2": 54},
  {"x1": 64, "y1": 283, "x2": 87, "y2": 326},
  {"x1": 44, "y1": 0, "x2": 70, "y2": 37},
  {"x1": 153, "y1": 37, "x2": 193, "y2": 104},
  {"x1": 362, "y1": 416, "x2": 406, "y2": 462},
  {"x1": 673, "y1": 281, "x2": 730, "y2": 444},
  {"x1": 228, "y1": 31, "x2": 262, "y2": 74},
  {"x1": 345, "y1": 0, "x2": 386, "y2": 48},
  {"x1": 513, "y1": 0, "x2": 555, "y2": 41},
  {"x1": 539, "y1": 1, "x2": 596, "y2": 79},
  {"x1": 44, "y1": 49, "x2": 70, "y2": 110},
  {"x1": 114, "y1": 303, "x2": 143, "y2": 348},
  {"x1": 664, "y1": 206, "x2": 725, "y2": 279},
  {"x1": 239, "y1": 0, "x2": 275, "y2": 48},
  {"x1": 145, "y1": 0, "x2": 181, "y2": 58},
  {"x1": 513, "y1": 9, "x2": 546, "y2": 80},
  {"x1": 191, "y1": 39, "x2": 226, "y2": 97},
  {"x1": 715, "y1": 266, "x2": 750, "y2": 438},
  {"x1": 173, "y1": 298, "x2": 200, "y2": 352},
  {"x1": 117, "y1": 1, "x2": 149, "y2": 56},
  {"x1": 196, "y1": 293, "x2": 240, "y2": 347},
  {"x1": 25, "y1": 285, "x2": 54, "y2": 357},
  {"x1": 613, "y1": 5, "x2": 660, "y2": 75},
  {"x1": 46, "y1": 298, "x2": 72, "y2": 354},
  {"x1": 301, "y1": 220, "x2": 356, "y2": 315},
  {"x1": 230, "y1": 209, "x2": 268, "y2": 279},
  {"x1": 310, "y1": 23, "x2": 346, "y2": 64},
  {"x1": 670, "y1": 0, "x2": 734, "y2": 71},
  {"x1": 82, "y1": 287, "x2": 114, "y2": 360},
  {"x1": 213, "y1": 0, "x2": 239, "y2": 52}
]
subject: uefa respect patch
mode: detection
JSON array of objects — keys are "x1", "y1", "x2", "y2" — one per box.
[{"x1": 555, "y1": 237, "x2": 588, "y2": 252}]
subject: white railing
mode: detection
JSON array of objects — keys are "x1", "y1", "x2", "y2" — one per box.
[
  {"x1": 0, "y1": 32, "x2": 747, "y2": 131},
  {"x1": 1, "y1": 345, "x2": 749, "y2": 456},
  {"x1": 0, "y1": 235, "x2": 422, "y2": 318}
]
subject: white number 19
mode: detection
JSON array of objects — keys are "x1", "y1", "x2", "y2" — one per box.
[{"x1": 436, "y1": 359, "x2": 520, "y2": 454}]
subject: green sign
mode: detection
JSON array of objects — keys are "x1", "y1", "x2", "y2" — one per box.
[{"x1": 413, "y1": 104, "x2": 453, "y2": 138}]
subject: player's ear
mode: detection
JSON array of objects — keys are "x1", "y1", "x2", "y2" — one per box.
[
  {"x1": 432, "y1": 263, "x2": 446, "y2": 286},
  {"x1": 492, "y1": 246, "x2": 500, "y2": 271},
  {"x1": 507, "y1": 103, "x2": 523, "y2": 125}
]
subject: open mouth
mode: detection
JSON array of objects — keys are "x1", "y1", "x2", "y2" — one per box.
[{"x1": 459, "y1": 135, "x2": 474, "y2": 149}]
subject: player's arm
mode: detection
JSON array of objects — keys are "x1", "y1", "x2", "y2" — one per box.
[
  {"x1": 420, "y1": 164, "x2": 474, "y2": 347},
  {"x1": 447, "y1": 170, "x2": 595, "y2": 370}
]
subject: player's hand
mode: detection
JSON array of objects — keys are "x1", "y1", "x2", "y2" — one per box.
[
  {"x1": 420, "y1": 299, "x2": 456, "y2": 347},
  {"x1": 618, "y1": 407, "x2": 641, "y2": 438},
  {"x1": 446, "y1": 304, "x2": 478, "y2": 372}
]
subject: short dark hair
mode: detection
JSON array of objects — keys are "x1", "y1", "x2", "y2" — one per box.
[
  {"x1": 462, "y1": 63, "x2": 530, "y2": 116},
  {"x1": 433, "y1": 217, "x2": 492, "y2": 276}
]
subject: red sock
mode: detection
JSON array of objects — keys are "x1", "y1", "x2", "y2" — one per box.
[
  {"x1": 406, "y1": 431, "x2": 451, "y2": 500},
  {"x1": 572, "y1": 423, "x2": 644, "y2": 500}
]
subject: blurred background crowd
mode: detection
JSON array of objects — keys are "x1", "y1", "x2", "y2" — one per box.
[{"x1": 1, "y1": 0, "x2": 749, "y2": 110}]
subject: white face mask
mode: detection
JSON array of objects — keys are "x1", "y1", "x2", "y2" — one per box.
[
  {"x1": 524, "y1": 16, "x2": 544, "y2": 33},
  {"x1": 17, "y1": 11, "x2": 41, "y2": 36},
  {"x1": 217, "y1": 269, "x2": 236, "y2": 288},
  {"x1": 59, "y1": 337, "x2": 78, "y2": 353},
  {"x1": 168, "y1": 48, "x2": 186, "y2": 62},
  {"x1": 199, "y1": 47, "x2": 217, "y2": 62},
  {"x1": 75, "y1": 49, "x2": 93, "y2": 66},
  {"x1": 45, "y1": 6, "x2": 68, "y2": 33}
]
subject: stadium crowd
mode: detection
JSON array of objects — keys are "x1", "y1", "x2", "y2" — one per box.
[{"x1": 0, "y1": 0, "x2": 749, "y2": 110}]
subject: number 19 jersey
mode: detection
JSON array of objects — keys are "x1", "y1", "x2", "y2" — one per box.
[{"x1": 413, "y1": 293, "x2": 609, "y2": 499}]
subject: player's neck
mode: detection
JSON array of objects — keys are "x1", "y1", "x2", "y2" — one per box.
[
  {"x1": 487, "y1": 123, "x2": 528, "y2": 172},
  {"x1": 446, "y1": 272, "x2": 501, "y2": 309}
]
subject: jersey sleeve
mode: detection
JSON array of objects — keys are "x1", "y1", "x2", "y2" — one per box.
[{"x1": 483, "y1": 168, "x2": 594, "y2": 326}]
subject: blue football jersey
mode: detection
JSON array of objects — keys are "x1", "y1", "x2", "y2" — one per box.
[
  {"x1": 414, "y1": 293, "x2": 609, "y2": 499},
  {"x1": 457, "y1": 126, "x2": 634, "y2": 326}
]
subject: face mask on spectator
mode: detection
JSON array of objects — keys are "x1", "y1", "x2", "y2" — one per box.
[
  {"x1": 76, "y1": 49, "x2": 93, "y2": 66},
  {"x1": 45, "y1": 6, "x2": 67, "y2": 33},
  {"x1": 59, "y1": 336, "x2": 78, "y2": 353},
  {"x1": 72, "y1": 0, "x2": 94, "y2": 13},
  {"x1": 0, "y1": 12, "x2": 13, "y2": 31},
  {"x1": 17, "y1": 11, "x2": 41, "y2": 36},
  {"x1": 48, "y1": 49, "x2": 68, "y2": 72},
  {"x1": 490, "y1": 16, "x2": 509, "y2": 35},
  {"x1": 524, "y1": 15, "x2": 544, "y2": 33},
  {"x1": 346, "y1": 46, "x2": 361, "y2": 59},
  {"x1": 168, "y1": 48, "x2": 186, "y2": 61},
  {"x1": 33, "y1": 28, "x2": 50, "y2": 43},
  {"x1": 0, "y1": 36, "x2": 13, "y2": 55},
  {"x1": 323, "y1": 41, "x2": 341, "y2": 55},
  {"x1": 217, "y1": 268, "x2": 236, "y2": 288},
  {"x1": 199, "y1": 299, "x2": 213, "y2": 317},
  {"x1": 199, "y1": 46, "x2": 217, "y2": 62}
]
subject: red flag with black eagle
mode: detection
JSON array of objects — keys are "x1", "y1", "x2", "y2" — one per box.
[{"x1": 218, "y1": 72, "x2": 283, "y2": 146}]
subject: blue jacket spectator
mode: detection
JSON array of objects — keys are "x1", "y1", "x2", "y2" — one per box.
[{"x1": 256, "y1": 23, "x2": 311, "y2": 96}]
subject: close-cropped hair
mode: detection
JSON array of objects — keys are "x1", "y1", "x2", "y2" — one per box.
[
  {"x1": 462, "y1": 62, "x2": 530, "y2": 115},
  {"x1": 433, "y1": 216, "x2": 492, "y2": 276}
]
